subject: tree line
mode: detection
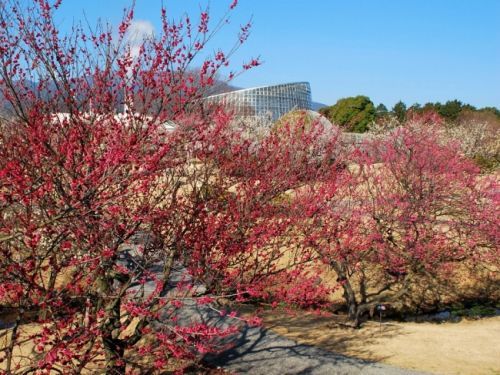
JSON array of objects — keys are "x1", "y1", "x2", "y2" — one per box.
[{"x1": 319, "y1": 95, "x2": 500, "y2": 133}]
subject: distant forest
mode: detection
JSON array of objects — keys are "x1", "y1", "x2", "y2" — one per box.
[{"x1": 319, "y1": 95, "x2": 500, "y2": 133}]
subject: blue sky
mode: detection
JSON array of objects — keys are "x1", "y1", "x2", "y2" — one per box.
[{"x1": 56, "y1": 0, "x2": 500, "y2": 108}]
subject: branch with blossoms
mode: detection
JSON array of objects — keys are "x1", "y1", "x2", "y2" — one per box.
[{"x1": 0, "y1": 0, "x2": 273, "y2": 373}]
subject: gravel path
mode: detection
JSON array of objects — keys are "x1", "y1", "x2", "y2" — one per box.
[
  {"x1": 204, "y1": 324, "x2": 430, "y2": 375},
  {"x1": 121, "y1": 238, "x2": 431, "y2": 375}
]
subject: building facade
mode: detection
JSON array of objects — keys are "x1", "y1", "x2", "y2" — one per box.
[{"x1": 205, "y1": 82, "x2": 312, "y2": 121}]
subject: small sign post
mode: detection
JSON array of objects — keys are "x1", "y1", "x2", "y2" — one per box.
[{"x1": 376, "y1": 304, "x2": 386, "y2": 332}]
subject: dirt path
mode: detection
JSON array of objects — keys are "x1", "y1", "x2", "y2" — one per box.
[
  {"x1": 262, "y1": 312, "x2": 500, "y2": 375},
  {"x1": 204, "y1": 324, "x2": 429, "y2": 375}
]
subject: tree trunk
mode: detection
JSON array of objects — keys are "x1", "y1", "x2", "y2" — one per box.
[
  {"x1": 331, "y1": 262, "x2": 360, "y2": 327},
  {"x1": 103, "y1": 335, "x2": 126, "y2": 374},
  {"x1": 102, "y1": 300, "x2": 126, "y2": 375},
  {"x1": 97, "y1": 272, "x2": 127, "y2": 374},
  {"x1": 5, "y1": 309, "x2": 23, "y2": 374}
]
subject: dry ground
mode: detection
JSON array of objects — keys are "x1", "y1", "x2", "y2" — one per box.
[
  {"x1": 262, "y1": 310, "x2": 500, "y2": 375},
  {"x1": 0, "y1": 321, "x2": 203, "y2": 373}
]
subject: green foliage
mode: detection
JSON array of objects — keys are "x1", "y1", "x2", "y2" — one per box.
[
  {"x1": 408, "y1": 103, "x2": 421, "y2": 112},
  {"x1": 422, "y1": 102, "x2": 439, "y2": 113},
  {"x1": 326, "y1": 95, "x2": 500, "y2": 131},
  {"x1": 473, "y1": 154, "x2": 500, "y2": 172},
  {"x1": 462, "y1": 103, "x2": 477, "y2": 112},
  {"x1": 450, "y1": 304, "x2": 498, "y2": 318},
  {"x1": 318, "y1": 106, "x2": 330, "y2": 118},
  {"x1": 375, "y1": 103, "x2": 388, "y2": 118},
  {"x1": 406, "y1": 100, "x2": 500, "y2": 123},
  {"x1": 479, "y1": 106, "x2": 500, "y2": 118},
  {"x1": 392, "y1": 100, "x2": 407, "y2": 123},
  {"x1": 438, "y1": 100, "x2": 463, "y2": 121},
  {"x1": 322, "y1": 95, "x2": 375, "y2": 133}
]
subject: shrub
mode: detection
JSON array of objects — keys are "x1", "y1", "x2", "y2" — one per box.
[{"x1": 321, "y1": 96, "x2": 375, "y2": 133}]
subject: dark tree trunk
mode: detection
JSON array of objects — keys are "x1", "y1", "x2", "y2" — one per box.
[
  {"x1": 103, "y1": 335, "x2": 126, "y2": 374},
  {"x1": 331, "y1": 261, "x2": 361, "y2": 327}
]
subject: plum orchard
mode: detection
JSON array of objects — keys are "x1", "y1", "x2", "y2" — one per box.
[
  {"x1": 0, "y1": 0, "x2": 342, "y2": 372},
  {"x1": 1, "y1": 0, "x2": 498, "y2": 373},
  {"x1": 0, "y1": 0, "x2": 297, "y2": 373},
  {"x1": 299, "y1": 120, "x2": 499, "y2": 327}
]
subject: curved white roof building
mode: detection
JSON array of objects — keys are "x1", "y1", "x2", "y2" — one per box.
[{"x1": 205, "y1": 82, "x2": 312, "y2": 121}]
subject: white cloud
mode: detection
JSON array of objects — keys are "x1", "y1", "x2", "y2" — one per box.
[{"x1": 126, "y1": 20, "x2": 155, "y2": 58}]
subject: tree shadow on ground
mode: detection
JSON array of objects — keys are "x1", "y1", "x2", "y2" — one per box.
[
  {"x1": 202, "y1": 316, "x2": 419, "y2": 375},
  {"x1": 259, "y1": 311, "x2": 404, "y2": 362}
]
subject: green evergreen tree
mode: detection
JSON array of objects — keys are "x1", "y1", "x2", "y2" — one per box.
[
  {"x1": 375, "y1": 103, "x2": 388, "y2": 118},
  {"x1": 324, "y1": 95, "x2": 376, "y2": 133},
  {"x1": 392, "y1": 100, "x2": 407, "y2": 123},
  {"x1": 438, "y1": 100, "x2": 463, "y2": 121}
]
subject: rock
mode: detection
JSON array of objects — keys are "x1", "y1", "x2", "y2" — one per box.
[{"x1": 432, "y1": 311, "x2": 451, "y2": 321}]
